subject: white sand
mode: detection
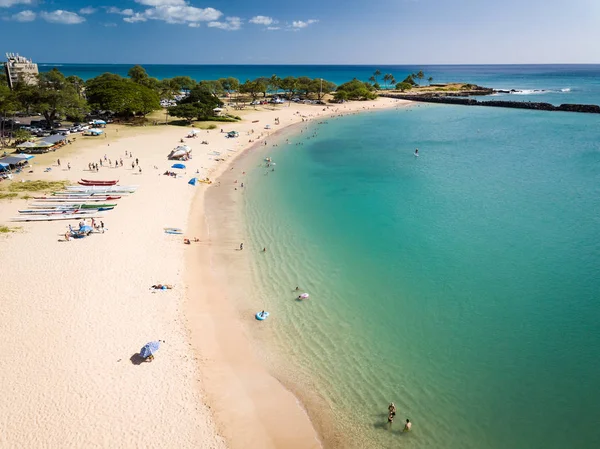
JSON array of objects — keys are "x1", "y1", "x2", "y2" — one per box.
[{"x1": 0, "y1": 97, "x2": 407, "y2": 448}]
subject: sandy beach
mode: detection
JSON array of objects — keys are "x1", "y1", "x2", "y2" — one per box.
[{"x1": 0, "y1": 97, "x2": 406, "y2": 448}]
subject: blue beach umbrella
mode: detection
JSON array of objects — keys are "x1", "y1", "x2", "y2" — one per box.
[
  {"x1": 172, "y1": 163, "x2": 186, "y2": 169},
  {"x1": 188, "y1": 177, "x2": 198, "y2": 186},
  {"x1": 79, "y1": 225, "x2": 93, "y2": 232},
  {"x1": 140, "y1": 341, "x2": 161, "y2": 358}
]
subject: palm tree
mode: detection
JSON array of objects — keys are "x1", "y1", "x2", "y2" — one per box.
[
  {"x1": 382, "y1": 74, "x2": 391, "y2": 90},
  {"x1": 428, "y1": 76, "x2": 433, "y2": 86},
  {"x1": 374, "y1": 69, "x2": 381, "y2": 85},
  {"x1": 390, "y1": 76, "x2": 396, "y2": 87},
  {"x1": 417, "y1": 70, "x2": 425, "y2": 86},
  {"x1": 369, "y1": 76, "x2": 376, "y2": 84}
]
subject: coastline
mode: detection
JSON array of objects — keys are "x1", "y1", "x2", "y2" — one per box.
[
  {"x1": 0, "y1": 97, "x2": 407, "y2": 448},
  {"x1": 185, "y1": 98, "x2": 410, "y2": 448}
]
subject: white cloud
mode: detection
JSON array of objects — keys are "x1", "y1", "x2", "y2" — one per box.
[
  {"x1": 79, "y1": 6, "x2": 97, "y2": 15},
  {"x1": 102, "y1": 22, "x2": 117, "y2": 27},
  {"x1": 266, "y1": 26, "x2": 280, "y2": 30},
  {"x1": 122, "y1": 4, "x2": 221, "y2": 25},
  {"x1": 11, "y1": 9, "x2": 35, "y2": 21},
  {"x1": 0, "y1": 0, "x2": 32, "y2": 7},
  {"x1": 134, "y1": 0, "x2": 185, "y2": 6},
  {"x1": 188, "y1": 22, "x2": 199, "y2": 27},
  {"x1": 249, "y1": 15, "x2": 274, "y2": 26},
  {"x1": 106, "y1": 7, "x2": 134, "y2": 16},
  {"x1": 292, "y1": 19, "x2": 318, "y2": 29},
  {"x1": 207, "y1": 16, "x2": 241, "y2": 31},
  {"x1": 123, "y1": 13, "x2": 147, "y2": 23},
  {"x1": 40, "y1": 10, "x2": 86, "y2": 24}
]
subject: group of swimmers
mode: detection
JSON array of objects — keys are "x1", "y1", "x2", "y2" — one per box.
[{"x1": 387, "y1": 403, "x2": 411, "y2": 431}]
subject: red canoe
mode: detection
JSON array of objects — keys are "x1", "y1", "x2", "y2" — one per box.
[{"x1": 79, "y1": 179, "x2": 119, "y2": 186}]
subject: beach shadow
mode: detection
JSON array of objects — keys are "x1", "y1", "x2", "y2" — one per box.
[{"x1": 130, "y1": 353, "x2": 146, "y2": 365}]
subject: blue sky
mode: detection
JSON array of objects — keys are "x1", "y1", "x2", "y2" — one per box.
[{"x1": 1, "y1": 0, "x2": 600, "y2": 64}]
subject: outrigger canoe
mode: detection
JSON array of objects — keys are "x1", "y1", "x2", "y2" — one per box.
[
  {"x1": 11, "y1": 214, "x2": 104, "y2": 222},
  {"x1": 79, "y1": 179, "x2": 119, "y2": 186}
]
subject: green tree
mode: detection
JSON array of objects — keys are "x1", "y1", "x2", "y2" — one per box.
[
  {"x1": 402, "y1": 75, "x2": 417, "y2": 86},
  {"x1": 333, "y1": 90, "x2": 349, "y2": 102},
  {"x1": 219, "y1": 77, "x2": 240, "y2": 97},
  {"x1": 179, "y1": 83, "x2": 223, "y2": 119},
  {"x1": 0, "y1": 83, "x2": 21, "y2": 148},
  {"x1": 66, "y1": 75, "x2": 85, "y2": 99},
  {"x1": 396, "y1": 82, "x2": 413, "y2": 92},
  {"x1": 128, "y1": 65, "x2": 149, "y2": 85},
  {"x1": 335, "y1": 78, "x2": 377, "y2": 100},
  {"x1": 0, "y1": 72, "x2": 8, "y2": 88},
  {"x1": 312, "y1": 78, "x2": 336, "y2": 100},
  {"x1": 279, "y1": 76, "x2": 298, "y2": 100},
  {"x1": 239, "y1": 80, "x2": 262, "y2": 101},
  {"x1": 86, "y1": 74, "x2": 160, "y2": 117},
  {"x1": 373, "y1": 69, "x2": 381, "y2": 85},
  {"x1": 16, "y1": 69, "x2": 88, "y2": 128},
  {"x1": 383, "y1": 74, "x2": 393, "y2": 90},
  {"x1": 171, "y1": 76, "x2": 197, "y2": 93},
  {"x1": 428, "y1": 76, "x2": 433, "y2": 85},
  {"x1": 269, "y1": 75, "x2": 281, "y2": 95},
  {"x1": 416, "y1": 70, "x2": 425, "y2": 86},
  {"x1": 168, "y1": 103, "x2": 200, "y2": 124}
]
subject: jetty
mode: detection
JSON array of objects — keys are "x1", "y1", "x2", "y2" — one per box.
[{"x1": 380, "y1": 86, "x2": 600, "y2": 114}]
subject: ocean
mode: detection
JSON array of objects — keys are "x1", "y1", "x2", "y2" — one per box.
[
  {"x1": 238, "y1": 101, "x2": 600, "y2": 449},
  {"x1": 39, "y1": 63, "x2": 600, "y2": 106}
]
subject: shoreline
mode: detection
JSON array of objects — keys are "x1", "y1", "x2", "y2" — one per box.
[{"x1": 185, "y1": 98, "x2": 409, "y2": 448}]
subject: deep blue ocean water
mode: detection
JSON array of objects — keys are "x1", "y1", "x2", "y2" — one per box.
[
  {"x1": 239, "y1": 102, "x2": 600, "y2": 449},
  {"x1": 39, "y1": 63, "x2": 600, "y2": 106}
]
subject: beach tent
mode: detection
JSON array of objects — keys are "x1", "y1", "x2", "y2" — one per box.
[
  {"x1": 172, "y1": 163, "x2": 186, "y2": 169},
  {"x1": 0, "y1": 156, "x2": 30, "y2": 166},
  {"x1": 40, "y1": 134, "x2": 67, "y2": 145},
  {"x1": 188, "y1": 177, "x2": 198, "y2": 186},
  {"x1": 16, "y1": 141, "x2": 37, "y2": 149},
  {"x1": 86, "y1": 128, "x2": 104, "y2": 136},
  {"x1": 12, "y1": 153, "x2": 35, "y2": 160},
  {"x1": 213, "y1": 107, "x2": 223, "y2": 116},
  {"x1": 189, "y1": 129, "x2": 200, "y2": 135},
  {"x1": 92, "y1": 119, "x2": 106, "y2": 125}
]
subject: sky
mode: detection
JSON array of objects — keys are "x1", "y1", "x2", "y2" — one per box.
[{"x1": 1, "y1": 0, "x2": 600, "y2": 64}]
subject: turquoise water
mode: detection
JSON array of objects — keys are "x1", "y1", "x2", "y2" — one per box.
[
  {"x1": 40, "y1": 63, "x2": 600, "y2": 105},
  {"x1": 241, "y1": 105, "x2": 600, "y2": 448}
]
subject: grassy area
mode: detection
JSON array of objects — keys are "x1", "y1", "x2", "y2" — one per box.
[
  {"x1": 7, "y1": 180, "x2": 69, "y2": 192},
  {"x1": 0, "y1": 225, "x2": 20, "y2": 233},
  {"x1": 0, "y1": 192, "x2": 18, "y2": 200}
]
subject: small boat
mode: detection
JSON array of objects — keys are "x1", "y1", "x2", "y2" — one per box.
[
  {"x1": 29, "y1": 203, "x2": 116, "y2": 209},
  {"x1": 11, "y1": 214, "x2": 103, "y2": 222},
  {"x1": 35, "y1": 196, "x2": 121, "y2": 201},
  {"x1": 80, "y1": 179, "x2": 119, "y2": 185},
  {"x1": 298, "y1": 293, "x2": 310, "y2": 300},
  {"x1": 36, "y1": 196, "x2": 120, "y2": 203},
  {"x1": 19, "y1": 209, "x2": 95, "y2": 215}
]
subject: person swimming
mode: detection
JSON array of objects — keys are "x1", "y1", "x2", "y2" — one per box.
[
  {"x1": 403, "y1": 419, "x2": 412, "y2": 432},
  {"x1": 414, "y1": 148, "x2": 419, "y2": 156}
]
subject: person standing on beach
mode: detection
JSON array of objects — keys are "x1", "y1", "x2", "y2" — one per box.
[
  {"x1": 67, "y1": 163, "x2": 71, "y2": 170},
  {"x1": 240, "y1": 243, "x2": 243, "y2": 250},
  {"x1": 57, "y1": 159, "x2": 61, "y2": 166}
]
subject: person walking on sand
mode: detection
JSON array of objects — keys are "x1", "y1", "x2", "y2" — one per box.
[
  {"x1": 403, "y1": 419, "x2": 412, "y2": 432},
  {"x1": 240, "y1": 243, "x2": 244, "y2": 250},
  {"x1": 57, "y1": 159, "x2": 61, "y2": 167},
  {"x1": 67, "y1": 162, "x2": 71, "y2": 170}
]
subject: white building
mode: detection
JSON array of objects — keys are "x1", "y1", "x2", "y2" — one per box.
[{"x1": 4, "y1": 53, "x2": 39, "y2": 89}]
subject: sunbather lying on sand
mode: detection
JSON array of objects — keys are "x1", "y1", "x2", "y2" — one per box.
[{"x1": 151, "y1": 284, "x2": 173, "y2": 290}]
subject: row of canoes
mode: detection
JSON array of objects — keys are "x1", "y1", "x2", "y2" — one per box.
[{"x1": 11, "y1": 180, "x2": 131, "y2": 222}]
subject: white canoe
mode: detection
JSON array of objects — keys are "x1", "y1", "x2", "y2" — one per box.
[
  {"x1": 11, "y1": 214, "x2": 104, "y2": 222},
  {"x1": 65, "y1": 185, "x2": 137, "y2": 192}
]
